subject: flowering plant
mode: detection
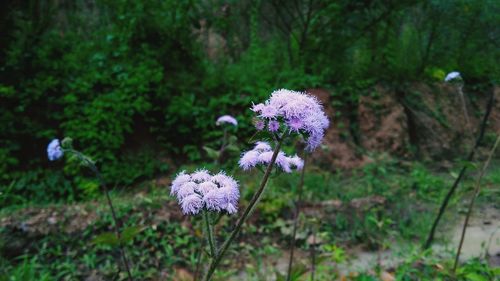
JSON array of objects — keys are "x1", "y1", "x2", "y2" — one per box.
[
  {"x1": 239, "y1": 141, "x2": 304, "y2": 173},
  {"x1": 46, "y1": 138, "x2": 134, "y2": 281},
  {"x1": 171, "y1": 170, "x2": 239, "y2": 215},
  {"x1": 251, "y1": 89, "x2": 329, "y2": 151},
  {"x1": 167, "y1": 89, "x2": 328, "y2": 280}
]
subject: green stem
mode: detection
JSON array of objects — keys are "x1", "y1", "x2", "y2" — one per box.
[
  {"x1": 203, "y1": 136, "x2": 284, "y2": 281},
  {"x1": 217, "y1": 128, "x2": 228, "y2": 165},
  {"x1": 286, "y1": 153, "x2": 308, "y2": 281},
  {"x1": 204, "y1": 210, "x2": 217, "y2": 258},
  {"x1": 67, "y1": 149, "x2": 134, "y2": 281},
  {"x1": 423, "y1": 90, "x2": 494, "y2": 249},
  {"x1": 453, "y1": 134, "x2": 500, "y2": 272}
]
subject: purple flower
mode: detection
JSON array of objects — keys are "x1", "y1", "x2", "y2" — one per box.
[
  {"x1": 177, "y1": 182, "x2": 197, "y2": 199},
  {"x1": 259, "y1": 104, "x2": 278, "y2": 119},
  {"x1": 287, "y1": 117, "x2": 303, "y2": 132},
  {"x1": 225, "y1": 203, "x2": 237, "y2": 214},
  {"x1": 239, "y1": 150, "x2": 260, "y2": 171},
  {"x1": 181, "y1": 194, "x2": 203, "y2": 215},
  {"x1": 211, "y1": 172, "x2": 238, "y2": 189},
  {"x1": 258, "y1": 151, "x2": 274, "y2": 164},
  {"x1": 203, "y1": 189, "x2": 226, "y2": 211},
  {"x1": 255, "y1": 120, "x2": 265, "y2": 131},
  {"x1": 268, "y1": 120, "x2": 280, "y2": 132},
  {"x1": 216, "y1": 115, "x2": 238, "y2": 126},
  {"x1": 170, "y1": 170, "x2": 240, "y2": 215},
  {"x1": 198, "y1": 181, "x2": 217, "y2": 195},
  {"x1": 288, "y1": 155, "x2": 304, "y2": 170},
  {"x1": 170, "y1": 171, "x2": 191, "y2": 196},
  {"x1": 238, "y1": 142, "x2": 304, "y2": 173},
  {"x1": 254, "y1": 141, "x2": 272, "y2": 151},
  {"x1": 445, "y1": 71, "x2": 461, "y2": 82},
  {"x1": 192, "y1": 169, "x2": 212, "y2": 182},
  {"x1": 218, "y1": 186, "x2": 240, "y2": 214},
  {"x1": 251, "y1": 103, "x2": 265, "y2": 113},
  {"x1": 275, "y1": 152, "x2": 292, "y2": 173},
  {"x1": 47, "y1": 139, "x2": 64, "y2": 161},
  {"x1": 252, "y1": 89, "x2": 329, "y2": 151}
]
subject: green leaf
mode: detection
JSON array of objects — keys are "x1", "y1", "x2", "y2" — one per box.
[
  {"x1": 92, "y1": 232, "x2": 119, "y2": 247},
  {"x1": 225, "y1": 144, "x2": 240, "y2": 152},
  {"x1": 465, "y1": 273, "x2": 487, "y2": 281},
  {"x1": 120, "y1": 226, "x2": 144, "y2": 244},
  {"x1": 203, "y1": 146, "x2": 220, "y2": 160}
]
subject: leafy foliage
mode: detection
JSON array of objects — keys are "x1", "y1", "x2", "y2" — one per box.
[{"x1": 1, "y1": 0, "x2": 499, "y2": 204}]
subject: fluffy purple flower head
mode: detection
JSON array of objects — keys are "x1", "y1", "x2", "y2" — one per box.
[
  {"x1": 47, "y1": 139, "x2": 64, "y2": 161},
  {"x1": 198, "y1": 181, "x2": 217, "y2": 196},
  {"x1": 170, "y1": 170, "x2": 240, "y2": 215},
  {"x1": 238, "y1": 141, "x2": 304, "y2": 173},
  {"x1": 192, "y1": 169, "x2": 212, "y2": 183},
  {"x1": 254, "y1": 141, "x2": 272, "y2": 151},
  {"x1": 239, "y1": 150, "x2": 260, "y2": 171},
  {"x1": 260, "y1": 104, "x2": 278, "y2": 119},
  {"x1": 288, "y1": 155, "x2": 304, "y2": 170},
  {"x1": 252, "y1": 89, "x2": 329, "y2": 151},
  {"x1": 170, "y1": 171, "x2": 191, "y2": 196},
  {"x1": 444, "y1": 71, "x2": 461, "y2": 82},
  {"x1": 203, "y1": 189, "x2": 226, "y2": 211},
  {"x1": 181, "y1": 194, "x2": 203, "y2": 215},
  {"x1": 255, "y1": 120, "x2": 265, "y2": 131},
  {"x1": 216, "y1": 115, "x2": 238, "y2": 126},
  {"x1": 268, "y1": 120, "x2": 280, "y2": 132},
  {"x1": 177, "y1": 182, "x2": 196, "y2": 199}
]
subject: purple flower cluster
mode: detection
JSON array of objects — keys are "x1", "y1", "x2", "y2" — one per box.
[
  {"x1": 216, "y1": 115, "x2": 238, "y2": 126},
  {"x1": 170, "y1": 170, "x2": 240, "y2": 215},
  {"x1": 444, "y1": 71, "x2": 461, "y2": 82},
  {"x1": 47, "y1": 139, "x2": 64, "y2": 161},
  {"x1": 252, "y1": 89, "x2": 329, "y2": 151},
  {"x1": 239, "y1": 141, "x2": 304, "y2": 173}
]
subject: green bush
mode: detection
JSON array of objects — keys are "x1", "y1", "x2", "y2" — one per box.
[{"x1": 0, "y1": 0, "x2": 498, "y2": 205}]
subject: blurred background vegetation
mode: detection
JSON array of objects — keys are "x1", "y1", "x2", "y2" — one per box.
[
  {"x1": 0, "y1": 0, "x2": 499, "y2": 203},
  {"x1": 1, "y1": 1, "x2": 500, "y2": 280}
]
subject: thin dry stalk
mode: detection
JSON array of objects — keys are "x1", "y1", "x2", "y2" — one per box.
[{"x1": 453, "y1": 134, "x2": 500, "y2": 272}]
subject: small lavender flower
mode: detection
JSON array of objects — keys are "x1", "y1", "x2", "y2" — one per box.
[
  {"x1": 198, "y1": 181, "x2": 217, "y2": 196},
  {"x1": 177, "y1": 182, "x2": 197, "y2": 199},
  {"x1": 47, "y1": 139, "x2": 64, "y2": 161},
  {"x1": 444, "y1": 71, "x2": 461, "y2": 82},
  {"x1": 170, "y1": 171, "x2": 191, "y2": 196},
  {"x1": 238, "y1": 141, "x2": 304, "y2": 173},
  {"x1": 181, "y1": 194, "x2": 203, "y2": 215},
  {"x1": 192, "y1": 169, "x2": 212, "y2": 182},
  {"x1": 251, "y1": 89, "x2": 329, "y2": 151},
  {"x1": 238, "y1": 150, "x2": 260, "y2": 171},
  {"x1": 268, "y1": 120, "x2": 280, "y2": 132},
  {"x1": 254, "y1": 141, "x2": 272, "y2": 151},
  {"x1": 170, "y1": 170, "x2": 240, "y2": 215},
  {"x1": 288, "y1": 155, "x2": 304, "y2": 170},
  {"x1": 255, "y1": 120, "x2": 265, "y2": 131},
  {"x1": 216, "y1": 115, "x2": 238, "y2": 126}
]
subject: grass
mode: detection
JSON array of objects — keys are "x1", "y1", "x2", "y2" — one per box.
[{"x1": 0, "y1": 158, "x2": 498, "y2": 280}]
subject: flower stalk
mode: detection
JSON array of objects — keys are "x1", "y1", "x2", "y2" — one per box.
[
  {"x1": 203, "y1": 136, "x2": 283, "y2": 281},
  {"x1": 286, "y1": 153, "x2": 308, "y2": 281},
  {"x1": 203, "y1": 210, "x2": 217, "y2": 258},
  {"x1": 424, "y1": 89, "x2": 494, "y2": 249},
  {"x1": 67, "y1": 149, "x2": 134, "y2": 281},
  {"x1": 453, "y1": 134, "x2": 500, "y2": 272}
]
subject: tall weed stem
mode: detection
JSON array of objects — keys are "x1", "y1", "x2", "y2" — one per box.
[
  {"x1": 203, "y1": 136, "x2": 283, "y2": 281},
  {"x1": 286, "y1": 153, "x2": 308, "y2": 281},
  {"x1": 67, "y1": 149, "x2": 134, "y2": 281},
  {"x1": 424, "y1": 90, "x2": 494, "y2": 249},
  {"x1": 453, "y1": 134, "x2": 500, "y2": 271},
  {"x1": 203, "y1": 210, "x2": 217, "y2": 258}
]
